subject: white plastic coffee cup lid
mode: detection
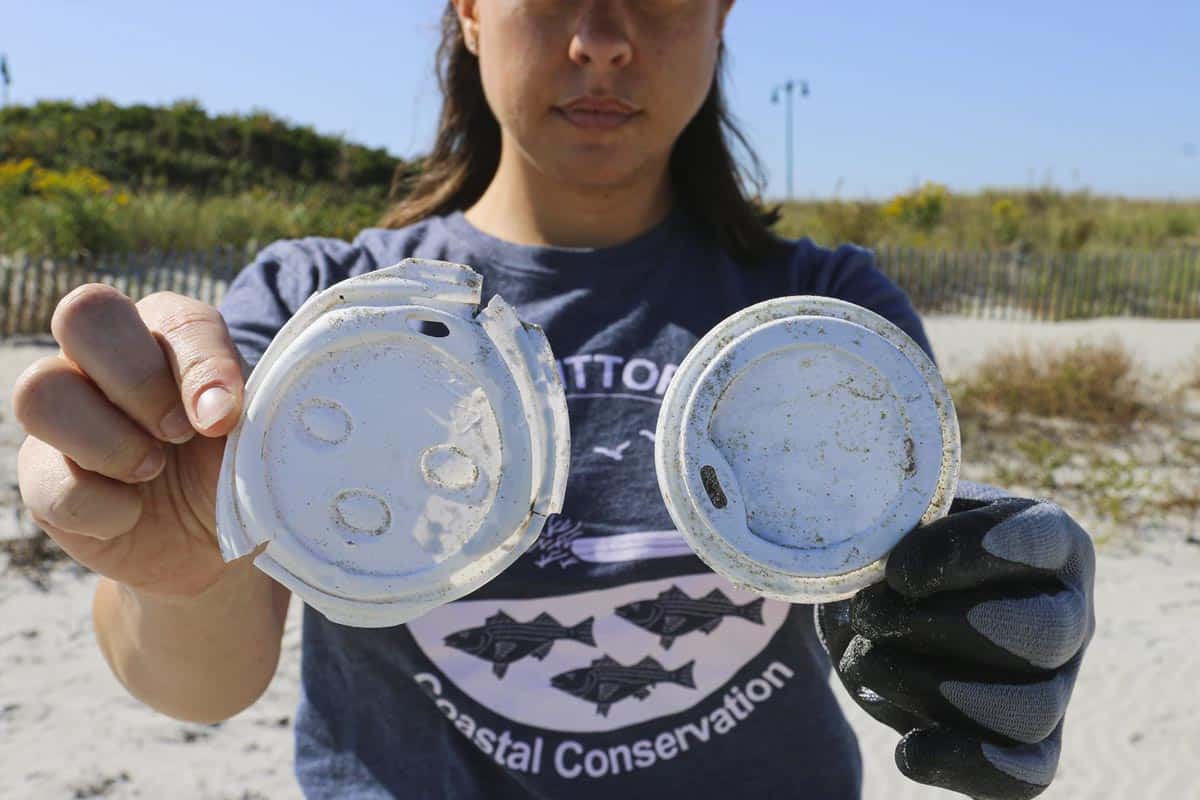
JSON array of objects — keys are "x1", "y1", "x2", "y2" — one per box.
[
  {"x1": 215, "y1": 259, "x2": 570, "y2": 627},
  {"x1": 654, "y1": 296, "x2": 959, "y2": 603}
]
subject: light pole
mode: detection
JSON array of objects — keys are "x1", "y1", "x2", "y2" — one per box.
[{"x1": 770, "y1": 78, "x2": 809, "y2": 200}]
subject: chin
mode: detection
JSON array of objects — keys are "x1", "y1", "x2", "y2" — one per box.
[{"x1": 546, "y1": 152, "x2": 649, "y2": 192}]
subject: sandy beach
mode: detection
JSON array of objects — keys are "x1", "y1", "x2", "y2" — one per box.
[{"x1": 1, "y1": 317, "x2": 1198, "y2": 799}]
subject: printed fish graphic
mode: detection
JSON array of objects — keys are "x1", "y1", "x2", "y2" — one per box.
[
  {"x1": 614, "y1": 585, "x2": 765, "y2": 649},
  {"x1": 550, "y1": 655, "x2": 696, "y2": 717},
  {"x1": 444, "y1": 610, "x2": 596, "y2": 679}
]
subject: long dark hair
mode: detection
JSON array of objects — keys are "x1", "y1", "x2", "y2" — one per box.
[{"x1": 380, "y1": 3, "x2": 786, "y2": 266}]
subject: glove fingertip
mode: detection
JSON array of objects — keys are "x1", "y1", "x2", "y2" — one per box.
[
  {"x1": 894, "y1": 728, "x2": 942, "y2": 784},
  {"x1": 897, "y1": 727, "x2": 1055, "y2": 800}
]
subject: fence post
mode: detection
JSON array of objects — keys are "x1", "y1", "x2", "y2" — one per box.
[
  {"x1": 37, "y1": 255, "x2": 52, "y2": 334},
  {"x1": 931, "y1": 250, "x2": 943, "y2": 314},
  {"x1": 145, "y1": 248, "x2": 159, "y2": 300},
  {"x1": 118, "y1": 249, "x2": 131, "y2": 299},
  {"x1": 199, "y1": 247, "x2": 212, "y2": 306},
  {"x1": 153, "y1": 250, "x2": 166, "y2": 297},
  {"x1": 965, "y1": 249, "x2": 979, "y2": 316},
  {"x1": 1180, "y1": 249, "x2": 1200, "y2": 318},
  {"x1": 1142, "y1": 251, "x2": 1158, "y2": 318},
  {"x1": 900, "y1": 247, "x2": 914, "y2": 312},
  {"x1": 1089, "y1": 255, "x2": 1104, "y2": 321},
  {"x1": 944, "y1": 249, "x2": 956, "y2": 315},
  {"x1": 190, "y1": 248, "x2": 204, "y2": 301},
  {"x1": 206, "y1": 248, "x2": 218, "y2": 308},
  {"x1": 1047, "y1": 251, "x2": 1063, "y2": 321},
  {"x1": 1051, "y1": 251, "x2": 1064, "y2": 320},
  {"x1": 1, "y1": 256, "x2": 14, "y2": 338},
  {"x1": 1108, "y1": 251, "x2": 1128, "y2": 316},
  {"x1": 1017, "y1": 253, "x2": 1036, "y2": 321},
  {"x1": 1061, "y1": 251, "x2": 1078, "y2": 319},
  {"x1": 28, "y1": 254, "x2": 42, "y2": 334},
  {"x1": 1166, "y1": 250, "x2": 1188, "y2": 319},
  {"x1": 1067, "y1": 252, "x2": 1081, "y2": 319},
  {"x1": 983, "y1": 250, "x2": 997, "y2": 320},
  {"x1": 960, "y1": 249, "x2": 972, "y2": 318},
  {"x1": 1098, "y1": 252, "x2": 1115, "y2": 319},
  {"x1": 25, "y1": 254, "x2": 41, "y2": 334},
  {"x1": 1035, "y1": 251, "x2": 1049, "y2": 320},
  {"x1": 953, "y1": 250, "x2": 965, "y2": 316},
  {"x1": 131, "y1": 249, "x2": 146, "y2": 302},
  {"x1": 999, "y1": 252, "x2": 1011, "y2": 321},
  {"x1": 218, "y1": 246, "x2": 239, "y2": 307},
  {"x1": 1157, "y1": 251, "x2": 1175, "y2": 318},
  {"x1": 180, "y1": 249, "x2": 191, "y2": 297},
  {"x1": 1039, "y1": 251, "x2": 1053, "y2": 321},
  {"x1": 1071, "y1": 251, "x2": 1089, "y2": 320},
  {"x1": 916, "y1": 248, "x2": 931, "y2": 314},
  {"x1": 0, "y1": 257, "x2": 12, "y2": 338},
  {"x1": 1065, "y1": 253, "x2": 1075, "y2": 321},
  {"x1": 167, "y1": 250, "x2": 179, "y2": 296}
]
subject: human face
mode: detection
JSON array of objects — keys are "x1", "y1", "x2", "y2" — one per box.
[{"x1": 455, "y1": 0, "x2": 733, "y2": 191}]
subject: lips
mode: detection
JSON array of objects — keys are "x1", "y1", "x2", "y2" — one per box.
[{"x1": 556, "y1": 98, "x2": 639, "y2": 131}]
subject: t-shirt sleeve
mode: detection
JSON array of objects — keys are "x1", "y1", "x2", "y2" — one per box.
[
  {"x1": 791, "y1": 241, "x2": 936, "y2": 364},
  {"x1": 217, "y1": 237, "x2": 369, "y2": 369}
]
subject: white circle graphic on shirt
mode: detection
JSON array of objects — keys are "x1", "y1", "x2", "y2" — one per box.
[{"x1": 406, "y1": 572, "x2": 789, "y2": 733}]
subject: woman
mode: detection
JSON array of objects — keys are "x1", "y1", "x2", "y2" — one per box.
[{"x1": 14, "y1": 2, "x2": 1094, "y2": 798}]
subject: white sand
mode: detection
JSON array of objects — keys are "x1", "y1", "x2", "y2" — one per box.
[
  {"x1": 1, "y1": 320, "x2": 1198, "y2": 799},
  {"x1": 924, "y1": 316, "x2": 1200, "y2": 385}
]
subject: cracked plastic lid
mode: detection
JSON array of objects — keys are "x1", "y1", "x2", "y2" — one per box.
[
  {"x1": 654, "y1": 296, "x2": 959, "y2": 603},
  {"x1": 215, "y1": 259, "x2": 570, "y2": 627}
]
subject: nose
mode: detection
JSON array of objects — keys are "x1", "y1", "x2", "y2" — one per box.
[{"x1": 568, "y1": 2, "x2": 633, "y2": 69}]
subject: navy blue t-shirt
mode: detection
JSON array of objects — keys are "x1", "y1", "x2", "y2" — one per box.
[{"x1": 218, "y1": 206, "x2": 933, "y2": 799}]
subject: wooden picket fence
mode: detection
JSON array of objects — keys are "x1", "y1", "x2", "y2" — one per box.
[
  {"x1": 0, "y1": 249, "x2": 244, "y2": 337},
  {"x1": 875, "y1": 245, "x2": 1200, "y2": 320},
  {"x1": 1, "y1": 246, "x2": 1198, "y2": 337}
]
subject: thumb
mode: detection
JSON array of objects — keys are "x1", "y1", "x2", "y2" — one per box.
[{"x1": 136, "y1": 292, "x2": 248, "y2": 438}]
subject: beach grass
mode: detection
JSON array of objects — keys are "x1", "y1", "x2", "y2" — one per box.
[
  {"x1": 949, "y1": 337, "x2": 1160, "y2": 428},
  {"x1": 775, "y1": 184, "x2": 1200, "y2": 255},
  {"x1": 949, "y1": 337, "x2": 1199, "y2": 537}
]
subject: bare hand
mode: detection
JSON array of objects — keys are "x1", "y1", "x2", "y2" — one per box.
[{"x1": 13, "y1": 284, "x2": 254, "y2": 597}]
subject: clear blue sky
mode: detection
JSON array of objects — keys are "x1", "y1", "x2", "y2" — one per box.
[{"x1": 4, "y1": 0, "x2": 1198, "y2": 199}]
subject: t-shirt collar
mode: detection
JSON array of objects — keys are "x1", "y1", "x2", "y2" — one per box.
[{"x1": 441, "y1": 205, "x2": 688, "y2": 286}]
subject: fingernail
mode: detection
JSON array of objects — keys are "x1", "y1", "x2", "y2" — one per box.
[
  {"x1": 196, "y1": 386, "x2": 236, "y2": 430},
  {"x1": 159, "y1": 406, "x2": 195, "y2": 443},
  {"x1": 133, "y1": 449, "x2": 165, "y2": 481}
]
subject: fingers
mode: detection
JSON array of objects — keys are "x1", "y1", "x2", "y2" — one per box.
[
  {"x1": 814, "y1": 599, "x2": 856, "y2": 663},
  {"x1": 850, "y1": 581, "x2": 1090, "y2": 672},
  {"x1": 49, "y1": 284, "x2": 246, "y2": 443},
  {"x1": 136, "y1": 291, "x2": 247, "y2": 437},
  {"x1": 896, "y1": 723, "x2": 1062, "y2": 800},
  {"x1": 840, "y1": 636, "x2": 1078, "y2": 746},
  {"x1": 13, "y1": 356, "x2": 169, "y2": 484},
  {"x1": 886, "y1": 498, "x2": 1081, "y2": 598},
  {"x1": 817, "y1": 603, "x2": 932, "y2": 736},
  {"x1": 17, "y1": 435, "x2": 143, "y2": 539},
  {"x1": 51, "y1": 284, "x2": 195, "y2": 444}
]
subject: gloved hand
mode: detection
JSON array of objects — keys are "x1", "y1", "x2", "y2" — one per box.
[{"x1": 816, "y1": 481, "x2": 1095, "y2": 800}]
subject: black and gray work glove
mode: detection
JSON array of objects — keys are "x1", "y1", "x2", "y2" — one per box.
[{"x1": 816, "y1": 481, "x2": 1096, "y2": 800}]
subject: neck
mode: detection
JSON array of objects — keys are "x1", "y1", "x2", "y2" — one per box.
[{"x1": 464, "y1": 138, "x2": 674, "y2": 249}]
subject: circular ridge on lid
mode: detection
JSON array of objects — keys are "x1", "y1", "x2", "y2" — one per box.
[
  {"x1": 654, "y1": 296, "x2": 960, "y2": 603},
  {"x1": 215, "y1": 259, "x2": 571, "y2": 627}
]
